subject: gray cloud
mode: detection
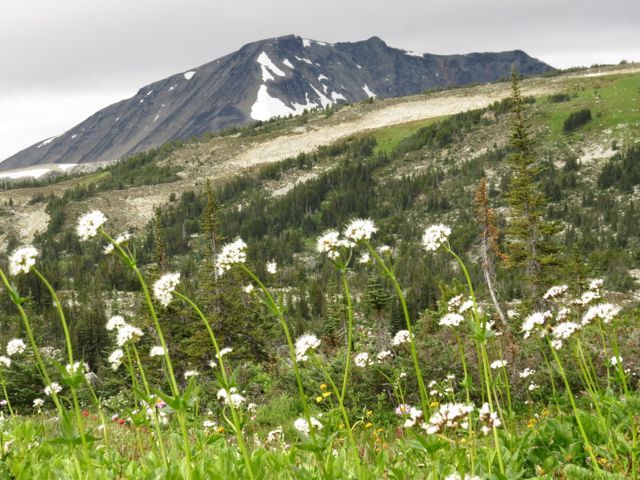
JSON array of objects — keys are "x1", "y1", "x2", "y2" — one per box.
[{"x1": 1, "y1": 0, "x2": 638, "y2": 160}]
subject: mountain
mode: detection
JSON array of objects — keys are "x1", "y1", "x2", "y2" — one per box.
[{"x1": 0, "y1": 35, "x2": 552, "y2": 171}]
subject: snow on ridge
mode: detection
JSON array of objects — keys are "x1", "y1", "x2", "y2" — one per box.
[
  {"x1": 257, "y1": 52, "x2": 286, "y2": 82},
  {"x1": 309, "y1": 84, "x2": 332, "y2": 109},
  {"x1": 331, "y1": 91, "x2": 347, "y2": 102},
  {"x1": 36, "y1": 137, "x2": 56, "y2": 149},
  {"x1": 362, "y1": 84, "x2": 377, "y2": 98},
  {"x1": 282, "y1": 58, "x2": 294, "y2": 69},
  {"x1": 405, "y1": 50, "x2": 424, "y2": 57},
  {"x1": 294, "y1": 55, "x2": 313, "y2": 65},
  {"x1": 302, "y1": 39, "x2": 312, "y2": 47},
  {"x1": 317, "y1": 74, "x2": 328, "y2": 81},
  {"x1": 356, "y1": 64, "x2": 362, "y2": 69},
  {"x1": 183, "y1": 70, "x2": 196, "y2": 80},
  {"x1": 146, "y1": 90, "x2": 154, "y2": 96},
  {"x1": 250, "y1": 84, "x2": 319, "y2": 121}
]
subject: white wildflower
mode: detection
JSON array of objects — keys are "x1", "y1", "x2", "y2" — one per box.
[
  {"x1": 149, "y1": 346, "x2": 165, "y2": 357},
  {"x1": 0, "y1": 356, "x2": 11, "y2": 368},
  {"x1": 184, "y1": 370, "x2": 199, "y2": 379},
  {"x1": 44, "y1": 383, "x2": 62, "y2": 396},
  {"x1": 33, "y1": 398, "x2": 44, "y2": 408},
  {"x1": 295, "y1": 333, "x2": 320, "y2": 362},
  {"x1": 439, "y1": 313, "x2": 464, "y2": 328},
  {"x1": 447, "y1": 294, "x2": 464, "y2": 311},
  {"x1": 521, "y1": 311, "x2": 551, "y2": 339},
  {"x1": 552, "y1": 321, "x2": 580, "y2": 341},
  {"x1": 358, "y1": 252, "x2": 371, "y2": 264},
  {"x1": 215, "y1": 238, "x2": 247, "y2": 276},
  {"x1": 203, "y1": 419, "x2": 217, "y2": 429},
  {"x1": 528, "y1": 382, "x2": 539, "y2": 391},
  {"x1": 153, "y1": 272, "x2": 181, "y2": 307},
  {"x1": 353, "y1": 352, "x2": 371, "y2": 368},
  {"x1": 294, "y1": 416, "x2": 323, "y2": 435},
  {"x1": 8, "y1": 246, "x2": 39, "y2": 276},
  {"x1": 316, "y1": 230, "x2": 341, "y2": 254},
  {"x1": 582, "y1": 303, "x2": 621, "y2": 326},
  {"x1": 490, "y1": 360, "x2": 507, "y2": 370},
  {"x1": 543, "y1": 284, "x2": 568, "y2": 300},
  {"x1": 217, "y1": 387, "x2": 245, "y2": 407},
  {"x1": 376, "y1": 350, "x2": 393, "y2": 362},
  {"x1": 421, "y1": 224, "x2": 451, "y2": 252},
  {"x1": 116, "y1": 324, "x2": 144, "y2": 347},
  {"x1": 77, "y1": 210, "x2": 107, "y2": 241},
  {"x1": 6, "y1": 339, "x2": 26, "y2": 356},
  {"x1": 519, "y1": 368, "x2": 535, "y2": 379},
  {"x1": 392, "y1": 330, "x2": 411, "y2": 346},
  {"x1": 266, "y1": 427, "x2": 283, "y2": 443},
  {"x1": 218, "y1": 347, "x2": 233, "y2": 357},
  {"x1": 589, "y1": 278, "x2": 603, "y2": 291},
  {"x1": 459, "y1": 300, "x2": 474, "y2": 314},
  {"x1": 108, "y1": 349, "x2": 124, "y2": 371},
  {"x1": 343, "y1": 218, "x2": 377, "y2": 242},
  {"x1": 103, "y1": 231, "x2": 131, "y2": 255},
  {"x1": 610, "y1": 355, "x2": 622, "y2": 366},
  {"x1": 577, "y1": 290, "x2": 600, "y2": 306},
  {"x1": 243, "y1": 284, "x2": 254, "y2": 294},
  {"x1": 551, "y1": 339, "x2": 563, "y2": 350},
  {"x1": 105, "y1": 315, "x2": 126, "y2": 332},
  {"x1": 65, "y1": 362, "x2": 89, "y2": 375},
  {"x1": 266, "y1": 260, "x2": 277, "y2": 274}
]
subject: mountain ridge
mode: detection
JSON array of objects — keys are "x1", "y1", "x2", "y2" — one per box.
[{"x1": 0, "y1": 34, "x2": 553, "y2": 171}]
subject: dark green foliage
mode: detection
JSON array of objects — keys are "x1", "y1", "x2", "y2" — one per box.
[
  {"x1": 563, "y1": 109, "x2": 592, "y2": 133},
  {"x1": 597, "y1": 145, "x2": 640, "y2": 191},
  {"x1": 548, "y1": 93, "x2": 571, "y2": 103}
]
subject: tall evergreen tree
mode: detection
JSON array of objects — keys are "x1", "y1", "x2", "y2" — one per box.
[{"x1": 504, "y1": 69, "x2": 560, "y2": 304}]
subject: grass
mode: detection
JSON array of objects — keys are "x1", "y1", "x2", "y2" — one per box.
[{"x1": 372, "y1": 117, "x2": 445, "y2": 154}]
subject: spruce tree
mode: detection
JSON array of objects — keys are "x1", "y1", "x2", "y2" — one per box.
[{"x1": 504, "y1": 69, "x2": 560, "y2": 304}]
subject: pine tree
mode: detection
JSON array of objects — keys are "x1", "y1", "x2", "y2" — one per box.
[
  {"x1": 364, "y1": 275, "x2": 391, "y2": 349},
  {"x1": 504, "y1": 69, "x2": 560, "y2": 304}
]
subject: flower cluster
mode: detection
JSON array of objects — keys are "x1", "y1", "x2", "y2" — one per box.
[
  {"x1": 423, "y1": 402, "x2": 473, "y2": 434},
  {"x1": 8, "y1": 246, "x2": 39, "y2": 276},
  {"x1": 108, "y1": 349, "x2": 124, "y2": 371},
  {"x1": 293, "y1": 416, "x2": 323, "y2": 435},
  {"x1": 153, "y1": 272, "x2": 181, "y2": 307},
  {"x1": 0, "y1": 356, "x2": 11, "y2": 369},
  {"x1": 217, "y1": 387, "x2": 246, "y2": 408},
  {"x1": 421, "y1": 224, "x2": 451, "y2": 252},
  {"x1": 294, "y1": 333, "x2": 320, "y2": 362},
  {"x1": 392, "y1": 330, "x2": 410, "y2": 346},
  {"x1": 77, "y1": 210, "x2": 107, "y2": 241},
  {"x1": 215, "y1": 238, "x2": 247, "y2": 276},
  {"x1": 44, "y1": 383, "x2": 62, "y2": 396},
  {"x1": 543, "y1": 284, "x2": 568, "y2": 301},
  {"x1": 478, "y1": 402, "x2": 502, "y2": 435},
  {"x1": 521, "y1": 311, "x2": 551, "y2": 339},
  {"x1": 582, "y1": 303, "x2": 620, "y2": 326},
  {"x1": 150, "y1": 346, "x2": 166, "y2": 357},
  {"x1": 6, "y1": 339, "x2": 26, "y2": 356},
  {"x1": 490, "y1": 360, "x2": 507, "y2": 370},
  {"x1": 353, "y1": 352, "x2": 372, "y2": 368},
  {"x1": 439, "y1": 313, "x2": 464, "y2": 328},
  {"x1": 106, "y1": 315, "x2": 127, "y2": 332},
  {"x1": 343, "y1": 218, "x2": 377, "y2": 242},
  {"x1": 116, "y1": 324, "x2": 144, "y2": 347},
  {"x1": 103, "y1": 232, "x2": 131, "y2": 255}
]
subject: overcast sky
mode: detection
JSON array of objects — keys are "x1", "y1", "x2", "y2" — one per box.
[{"x1": 1, "y1": 0, "x2": 638, "y2": 162}]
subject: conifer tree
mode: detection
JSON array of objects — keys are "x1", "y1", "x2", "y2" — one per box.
[{"x1": 504, "y1": 69, "x2": 560, "y2": 303}]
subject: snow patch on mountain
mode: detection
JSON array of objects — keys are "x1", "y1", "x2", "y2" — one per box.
[
  {"x1": 318, "y1": 74, "x2": 328, "y2": 81},
  {"x1": 302, "y1": 39, "x2": 312, "y2": 47},
  {"x1": 257, "y1": 52, "x2": 286, "y2": 82},
  {"x1": 282, "y1": 58, "x2": 294, "y2": 69},
  {"x1": 295, "y1": 56, "x2": 313, "y2": 65},
  {"x1": 363, "y1": 84, "x2": 377, "y2": 98},
  {"x1": 309, "y1": 84, "x2": 332, "y2": 108},
  {"x1": 331, "y1": 91, "x2": 347, "y2": 102},
  {"x1": 183, "y1": 70, "x2": 196, "y2": 80},
  {"x1": 405, "y1": 50, "x2": 423, "y2": 57},
  {"x1": 36, "y1": 137, "x2": 56, "y2": 149},
  {"x1": 250, "y1": 85, "x2": 318, "y2": 121}
]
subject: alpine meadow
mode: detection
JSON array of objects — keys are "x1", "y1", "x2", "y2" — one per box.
[{"x1": 0, "y1": 30, "x2": 640, "y2": 480}]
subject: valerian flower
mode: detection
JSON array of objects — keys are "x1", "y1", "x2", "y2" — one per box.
[
  {"x1": 77, "y1": 210, "x2": 107, "y2": 241},
  {"x1": 392, "y1": 330, "x2": 410, "y2": 346},
  {"x1": 215, "y1": 238, "x2": 247, "y2": 276},
  {"x1": 8, "y1": 246, "x2": 39, "y2": 276},
  {"x1": 153, "y1": 273, "x2": 181, "y2": 307},
  {"x1": 421, "y1": 224, "x2": 451, "y2": 252},
  {"x1": 294, "y1": 333, "x2": 320, "y2": 362},
  {"x1": 343, "y1": 218, "x2": 377, "y2": 242},
  {"x1": 6, "y1": 339, "x2": 26, "y2": 356}
]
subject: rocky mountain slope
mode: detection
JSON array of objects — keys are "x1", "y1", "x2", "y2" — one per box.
[{"x1": 0, "y1": 35, "x2": 552, "y2": 171}]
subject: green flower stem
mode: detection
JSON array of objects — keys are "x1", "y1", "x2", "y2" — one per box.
[
  {"x1": 130, "y1": 344, "x2": 169, "y2": 469},
  {"x1": 123, "y1": 346, "x2": 147, "y2": 458},
  {"x1": 0, "y1": 269, "x2": 66, "y2": 419},
  {"x1": 99, "y1": 230, "x2": 193, "y2": 478},
  {"x1": 239, "y1": 265, "x2": 327, "y2": 476},
  {"x1": 445, "y1": 246, "x2": 505, "y2": 475},
  {"x1": 365, "y1": 243, "x2": 430, "y2": 417},
  {"x1": 547, "y1": 337, "x2": 601, "y2": 472},
  {"x1": 314, "y1": 355, "x2": 362, "y2": 477},
  {"x1": 455, "y1": 334, "x2": 476, "y2": 474},
  {"x1": 32, "y1": 267, "x2": 89, "y2": 461},
  {"x1": 174, "y1": 291, "x2": 255, "y2": 480},
  {"x1": 0, "y1": 375, "x2": 14, "y2": 417},
  {"x1": 339, "y1": 270, "x2": 354, "y2": 406},
  {"x1": 540, "y1": 345, "x2": 561, "y2": 415}
]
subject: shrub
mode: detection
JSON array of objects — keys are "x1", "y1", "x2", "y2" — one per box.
[{"x1": 563, "y1": 109, "x2": 592, "y2": 133}]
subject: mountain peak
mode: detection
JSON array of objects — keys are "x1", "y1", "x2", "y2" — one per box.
[{"x1": 0, "y1": 35, "x2": 553, "y2": 172}]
